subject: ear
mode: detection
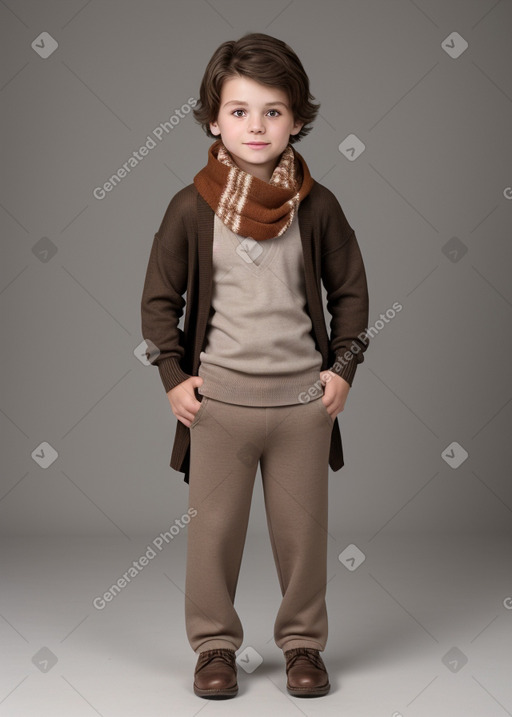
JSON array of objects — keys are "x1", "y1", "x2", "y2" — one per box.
[
  {"x1": 210, "y1": 121, "x2": 221, "y2": 136},
  {"x1": 290, "y1": 120, "x2": 304, "y2": 136}
]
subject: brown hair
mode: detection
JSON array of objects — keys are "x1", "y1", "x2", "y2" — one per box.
[{"x1": 193, "y1": 32, "x2": 320, "y2": 144}]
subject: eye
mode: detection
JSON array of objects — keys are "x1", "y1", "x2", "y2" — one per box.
[{"x1": 231, "y1": 108, "x2": 282, "y2": 118}]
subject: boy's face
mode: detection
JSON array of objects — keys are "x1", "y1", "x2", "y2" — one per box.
[{"x1": 209, "y1": 75, "x2": 304, "y2": 183}]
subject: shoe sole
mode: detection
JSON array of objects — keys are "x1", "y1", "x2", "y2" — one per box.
[
  {"x1": 193, "y1": 682, "x2": 238, "y2": 699},
  {"x1": 286, "y1": 681, "x2": 330, "y2": 697}
]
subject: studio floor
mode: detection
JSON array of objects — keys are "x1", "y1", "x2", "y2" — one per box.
[{"x1": 0, "y1": 532, "x2": 510, "y2": 716}]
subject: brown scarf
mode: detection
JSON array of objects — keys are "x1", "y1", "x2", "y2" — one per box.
[{"x1": 193, "y1": 139, "x2": 314, "y2": 240}]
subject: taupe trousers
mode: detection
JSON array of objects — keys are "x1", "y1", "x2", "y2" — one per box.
[{"x1": 185, "y1": 394, "x2": 334, "y2": 655}]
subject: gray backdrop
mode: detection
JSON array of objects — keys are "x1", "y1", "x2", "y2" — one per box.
[
  {"x1": 2, "y1": 0, "x2": 511, "y2": 538},
  {"x1": 1, "y1": 2, "x2": 512, "y2": 715}
]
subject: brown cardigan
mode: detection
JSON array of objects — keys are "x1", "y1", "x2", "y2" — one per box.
[{"x1": 141, "y1": 180, "x2": 370, "y2": 484}]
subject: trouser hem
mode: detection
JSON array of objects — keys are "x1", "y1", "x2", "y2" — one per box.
[
  {"x1": 281, "y1": 639, "x2": 325, "y2": 653},
  {"x1": 194, "y1": 640, "x2": 239, "y2": 655}
]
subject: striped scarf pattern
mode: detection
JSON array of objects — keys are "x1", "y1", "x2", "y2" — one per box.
[{"x1": 193, "y1": 139, "x2": 314, "y2": 240}]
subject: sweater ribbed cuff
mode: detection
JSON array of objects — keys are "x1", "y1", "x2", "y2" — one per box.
[
  {"x1": 157, "y1": 357, "x2": 192, "y2": 394},
  {"x1": 328, "y1": 353, "x2": 358, "y2": 387}
]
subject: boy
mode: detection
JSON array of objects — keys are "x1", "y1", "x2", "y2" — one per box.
[{"x1": 141, "y1": 32, "x2": 370, "y2": 699}]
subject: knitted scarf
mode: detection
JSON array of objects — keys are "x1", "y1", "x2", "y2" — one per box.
[{"x1": 193, "y1": 138, "x2": 314, "y2": 240}]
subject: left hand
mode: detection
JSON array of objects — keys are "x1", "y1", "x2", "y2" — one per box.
[{"x1": 319, "y1": 371, "x2": 350, "y2": 420}]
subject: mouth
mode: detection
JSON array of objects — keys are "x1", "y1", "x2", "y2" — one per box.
[{"x1": 244, "y1": 142, "x2": 269, "y2": 146}]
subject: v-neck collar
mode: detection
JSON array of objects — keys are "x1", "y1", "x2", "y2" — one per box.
[{"x1": 214, "y1": 213, "x2": 283, "y2": 276}]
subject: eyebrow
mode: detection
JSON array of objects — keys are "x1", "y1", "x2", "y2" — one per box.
[{"x1": 222, "y1": 100, "x2": 289, "y2": 108}]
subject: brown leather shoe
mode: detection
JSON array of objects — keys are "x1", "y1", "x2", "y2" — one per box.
[
  {"x1": 193, "y1": 648, "x2": 238, "y2": 698},
  {"x1": 284, "y1": 647, "x2": 330, "y2": 697}
]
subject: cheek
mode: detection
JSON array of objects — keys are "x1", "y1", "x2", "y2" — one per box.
[{"x1": 222, "y1": 118, "x2": 241, "y2": 132}]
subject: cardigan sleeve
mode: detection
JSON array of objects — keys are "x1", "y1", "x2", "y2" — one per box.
[
  {"x1": 140, "y1": 191, "x2": 192, "y2": 394},
  {"x1": 320, "y1": 189, "x2": 370, "y2": 386}
]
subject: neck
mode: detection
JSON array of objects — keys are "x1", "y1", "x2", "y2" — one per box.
[{"x1": 229, "y1": 155, "x2": 280, "y2": 183}]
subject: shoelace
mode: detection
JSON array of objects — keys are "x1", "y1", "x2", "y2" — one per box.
[
  {"x1": 285, "y1": 648, "x2": 326, "y2": 673},
  {"x1": 196, "y1": 648, "x2": 237, "y2": 674}
]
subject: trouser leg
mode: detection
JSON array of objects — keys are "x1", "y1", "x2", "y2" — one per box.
[
  {"x1": 185, "y1": 397, "x2": 263, "y2": 655},
  {"x1": 260, "y1": 398, "x2": 333, "y2": 653}
]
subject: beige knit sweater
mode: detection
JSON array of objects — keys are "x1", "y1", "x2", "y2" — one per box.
[{"x1": 198, "y1": 212, "x2": 323, "y2": 406}]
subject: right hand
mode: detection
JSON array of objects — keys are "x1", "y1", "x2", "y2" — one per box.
[{"x1": 167, "y1": 376, "x2": 204, "y2": 427}]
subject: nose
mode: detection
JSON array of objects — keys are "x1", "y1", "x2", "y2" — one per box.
[{"x1": 248, "y1": 114, "x2": 264, "y2": 133}]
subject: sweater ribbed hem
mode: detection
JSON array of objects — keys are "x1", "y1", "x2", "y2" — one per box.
[
  {"x1": 157, "y1": 357, "x2": 192, "y2": 394},
  {"x1": 197, "y1": 362, "x2": 324, "y2": 406},
  {"x1": 329, "y1": 353, "x2": 358, "y2": 386}
]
